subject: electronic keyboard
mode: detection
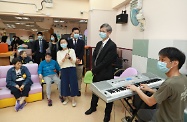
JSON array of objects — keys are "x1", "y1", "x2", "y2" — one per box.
[{"x1": 90, "y1": 73, "x2": 165, "y2": 103}]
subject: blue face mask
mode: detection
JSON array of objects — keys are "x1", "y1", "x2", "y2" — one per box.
[
  {"x1": 51, "y1": 37, "x2": 55, "y2": 41},
  {"x1": 29, "y1": 39, "x2": 33, "y2": 42},
  {"x1": 157, "y1": 61, "x2": 171, "y2": 73},
  {"x1": 99, "y1": 32, "x2": 107, "y2": 39},
  {"x1": 74, "y1": 34, "x2": 79, "y2": 39},
  {"x1": 60, "y1": 44, "x2": 67, "y2": 48},
  {"x1": 38, "y1": 36, "x2": 42, "y2": 40}
]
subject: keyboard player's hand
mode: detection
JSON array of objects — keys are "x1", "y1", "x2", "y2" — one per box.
[
  {"x1": 140, "y1": 84, "x2": 151, "y2": 91},
  {"x1": 127, "y1": 85, "x2": 138, "y2": 92}
]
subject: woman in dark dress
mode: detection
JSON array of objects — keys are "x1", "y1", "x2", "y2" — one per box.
[{"x1": 48, "y1": 33, "x2": 58, "y2": 60}]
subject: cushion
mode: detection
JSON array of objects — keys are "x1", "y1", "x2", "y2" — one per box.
[{"x1": 0, "y1": 83, "x2": 42, "y2": 99}]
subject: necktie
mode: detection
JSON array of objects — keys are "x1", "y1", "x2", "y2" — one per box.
[
  {"x1": 39, "y1": 40, "x2": 43, "y2": 53},
  {"x1": 94, "y1": 43, "x2": 103, "y2": 66},
  {"x1": 74, "y1": 40, "x2": 77, "y2": 49}
]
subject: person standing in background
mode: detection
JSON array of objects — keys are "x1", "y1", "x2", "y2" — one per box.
[
  {"x1": 1, "y1": 35, "x2": 8, "y2": 43},
  {"x1": 85, "y1": 23, "x2": 117, "y2": 122},
  {"x1": 33, "y1": 32, "x2": 48, "y2": 64},
  {"x1": 48, "y1": 33, "x2": 59, "y2": 61},
  {"x1": 25, "y1": 36, "x2": 35, "y2": 51},
  {"x1": 68, "y1": 27, "x2": 85, "y2": 96},
  {"x1": 10, "y1": 36, "x2": 23, "y2": 51},
  {"x1": 27, "y1": 36, "x2": 35, "y2": 61},
  {"x1": 57, "y1": 38, "x2": 79, "y2": 107}
]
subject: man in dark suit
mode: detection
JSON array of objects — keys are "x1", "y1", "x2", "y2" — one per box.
[
  {"x1": 85, "y1": 23, "x2": 117, "y2": 122},
  {"x1": 68, "y1": 27, "x2": 85, "y2": 96},
  {"x1": 33, "y1": 32, "x2": 48, "y2": 64}
]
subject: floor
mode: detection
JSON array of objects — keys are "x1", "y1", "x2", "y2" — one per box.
[{"x1": 0, "y1": 84, "x2": 133, "y2": 122}]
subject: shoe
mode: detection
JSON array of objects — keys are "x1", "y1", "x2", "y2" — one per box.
[
  {"x1": 48, "y1": 99, "x2": 52, "y2": 106},
  {"x1": 19, "y1": 101, "x2": 27, "y2": 109},
  {"x1": 59, "y1": 96, "x2": 64, "y2": 103},
  {"x1": 72, "y1": 102, "x2": 77, "y2": 107},
  {"x1": 14, "y1": 100, "x2": 21, "y2": 112},
  {"x1": 77, "y1": 91, "x2": 81, "y2": 97},
  {"x1": 85, "y1": 108, "x2": 97, "y2": 115},
  {"x1": 103, "y1": 115, "x2": 110, "y2": 122},
  {"x1": 62, "y1": 99, "x2": 69, "y2": 105}
]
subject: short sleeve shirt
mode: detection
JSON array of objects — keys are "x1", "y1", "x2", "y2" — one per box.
[{"x1": 153, "y1": 74, "x2": 187, "y2": 122}]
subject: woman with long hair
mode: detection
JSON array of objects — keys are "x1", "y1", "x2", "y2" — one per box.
[
  {"x1": 57, "y1": 38, "x2": 78, "y2": 107},
  {"x1": 48, "y1": 33, "x2": 58, "y2": 60}
]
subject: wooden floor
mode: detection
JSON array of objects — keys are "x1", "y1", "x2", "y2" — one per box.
[{"x1": 0, "y1": 83, "x2": 134, "y2": 122}]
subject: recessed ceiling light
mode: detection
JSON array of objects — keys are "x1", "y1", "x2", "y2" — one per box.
[
  {"x1": 54, "y1": 20, "x2": 59, "y2": 22},
  {"x1": 59, "y1": 21, "x2": 64, "y2": 23},
  {"x1": 22, "y1": 17, "x2": 29, "y2": 20},
  {"x1": 79, "y1": 20, "x2": 87, "y2": 23},
  {"x1": 15, "y1": 17, "x2": 22, "y2": 19},
  {"x1": 15, "y1": 23, "x2": 20, "y2": 24},
  {"x1": 32, "y1": 29, "x2": 38, "y2": 31},
  {"x1": 26, "y1": 25, "x2": 34, "y2": 27}
]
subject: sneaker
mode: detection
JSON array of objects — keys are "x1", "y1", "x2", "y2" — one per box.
[
  {"x1": 14, "y1": 100, "x2": 21, "y2": 112},
  {"x1": 62, "y1": 99, "x2": 69, "y2": 105},
  {"x1": 59, "y1": 96, "x2": 64, "y2": 103},
  {"x1": 72, "y1": 102, "x2": 77, "y2": 107},
  {"x1": 19, "y1": 101, "x2": 27, "y2": 109},
  {"x1": 48, "y1": 99, "x2": 52, "y2": 106}
]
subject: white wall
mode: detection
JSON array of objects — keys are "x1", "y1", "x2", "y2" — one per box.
[
  {"x1": 87, "y1": 10, "x2": 116, "y2": 47},
  {"x1": 116, "y1": 4, "x2": 143, "y2": 49},
  {"x1": 116, "y1": 0, "x2": 187, "y2": 49},
  {"x1": 89, "y1": 0, "x2": 112, "y2": 10},
  {"x1": 143, "y1": 0, "x2": 187, "y2": 40}
]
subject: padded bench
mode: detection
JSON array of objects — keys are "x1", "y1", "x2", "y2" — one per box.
[{"x1": 0, "y1": 63, "x2": 42, "y2": 108}]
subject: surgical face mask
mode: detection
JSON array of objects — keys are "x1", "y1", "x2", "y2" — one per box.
[
  {"x1": 157, "y1": 61, "x2": 171, "y2": 73},
  {"x1": 38, "y1": 36, "x2": 42, "y2": 40},
  {"x1": 74, "y1": 34, "x2": 79, "y2": 39},
  {"x1": 99, "y1": 32, "x2": 107, "y2": 39},
  {"x1": 29, "y1": 39, "x2": 33, "y2": 42},
  {"x1": 51, "y1": 37, "x2": 55, "y2": 41},
  {"x1": 60, "y1": 43, "x2": 67, "y2": 48}
]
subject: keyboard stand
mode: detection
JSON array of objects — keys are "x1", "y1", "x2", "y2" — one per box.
[{"x1": 121, "y1": 94, "x2": 147, "y2": 122}]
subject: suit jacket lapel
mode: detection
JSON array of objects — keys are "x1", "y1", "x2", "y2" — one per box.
[{"x1": 98, "y1": 39, "x2": 111, "y2": 57}]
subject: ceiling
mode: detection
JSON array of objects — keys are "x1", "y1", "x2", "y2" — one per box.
[{"x1": 0, "y1": 14, "x2": 87, "y2": 32}]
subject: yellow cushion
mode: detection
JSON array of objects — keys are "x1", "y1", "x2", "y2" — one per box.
[
  {"x1": 0, "y1": 92, "x2": 42, "y2": 108},
  {"x1": 26, "y1": 92, "x2": 42, "y2": 102},
  {"x1": 0, "y1": 97, "x2": 16, "y2": 108}
]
